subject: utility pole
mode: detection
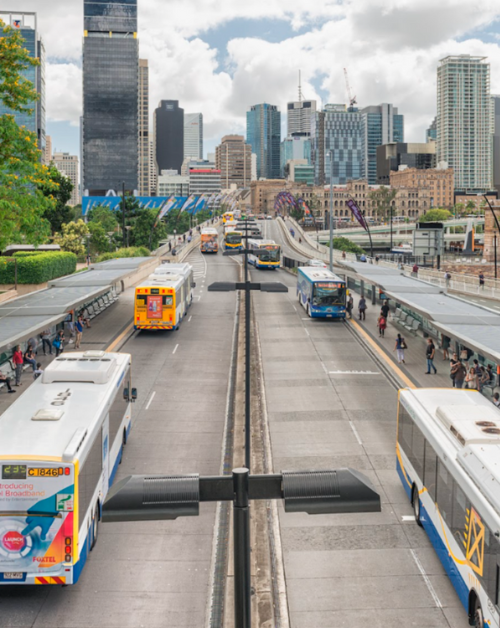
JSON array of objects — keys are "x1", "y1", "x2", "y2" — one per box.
[
  {"x1": 122, "y1": 181, "x2": 126, "y2": 248},
  {"x1": 329, "y1": 149, "x2": 334, "y2": 272}
]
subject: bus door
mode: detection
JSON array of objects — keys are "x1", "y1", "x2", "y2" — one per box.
[{"x1": 102, "y1": 421, "x2": 109, "y2": 494}]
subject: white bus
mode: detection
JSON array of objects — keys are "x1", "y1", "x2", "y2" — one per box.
[
  {"x1": 0, "y1": 351, "x2": 136, "y2": 585},
  {"x1": 397, "y1": 388, "x2": 500, "y2": 627},
  {"x1": 247, "y1": 239, "x2": 281, "y2": 269}
]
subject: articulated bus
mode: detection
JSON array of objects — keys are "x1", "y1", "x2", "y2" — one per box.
[
  {"x1": 200, "y1": 227, "x2": 219, "y2": 253},
  {"x1": 223, "y1": 227, "x2": 243, "y2": 252},
  {"x1": 222, "y1": 212, "x2": 234, "y2": 224},
  {"x1": 297, "y1": 267, "x2": 346, "y2": 318},
  {"x1": 134, "y1": 263, "x2": 194, "y2": 330},
  {"x1": 248, "y1": 239, "x2": 280, "y2": 269},
  {"x1": 0, "y1": 351, "x2": 136, "y2": 585},
  {"x1": 397, "y1": 389, "x2": 500, "y2": 628}
]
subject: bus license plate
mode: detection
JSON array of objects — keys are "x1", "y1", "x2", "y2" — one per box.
[{"x1": 4, "y1": 572, "x2": 23, "y2": 580}]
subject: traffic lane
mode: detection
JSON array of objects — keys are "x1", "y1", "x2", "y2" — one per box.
[
  {"x1": 0, "y1": 250, "x2": 238, "y2": 628},
  {"x1": 284, "y1": 217, "x2": 323, "y2": 256},
  {"x1": 263, "y1": 219, "x2": 309, "y2": 263},
  {"x1": 251, "y1": 268, "x2": 468, "y2": 627}
]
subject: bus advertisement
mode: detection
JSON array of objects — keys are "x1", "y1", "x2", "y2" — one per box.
[
  {"x1": 248, "y1": 239, "x2": 280, "y2": 269},
  {"x1": 297, "y1": 267, "x2": 346, "y2": 318},
  {"x1": 200, "y1": 228, "x2": 219, "y2": 253}
]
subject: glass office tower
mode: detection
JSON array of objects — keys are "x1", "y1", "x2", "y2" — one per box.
[
  {"x1": 83, "y1": 0, "x2": 139, "y2": 195},
  {"x1": 361, "y1": 104, "x2": 404, "y2": 185},
  {"x1": 246, "y1": 103, "x2": 281, "y2": 179}
]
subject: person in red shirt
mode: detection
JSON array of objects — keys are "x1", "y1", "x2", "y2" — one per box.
[{"x1": 12, "y1": 345, "x2": 23, "y2": 386}]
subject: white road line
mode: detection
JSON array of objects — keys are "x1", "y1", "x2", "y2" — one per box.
[
  {"x1": 304, "y1": 328, "x2": 310, "y2": 336},
  {"x1": 145, "y1": 391, "x2": 156, "y2": 410},
  {"x1": 292, "y1": 305, "x2": 297, "y2": 312},
  {"x1": 329, "y1": 370, "x2": 380, "y2": 375},
  {"x1": 402, "y1": 515, "x2": 416, "y2": 522},
  {"x1": 348, "y1": 421, "x2": 363, "y2": 445},
  {"x1": 321, "y1": 362, "x2": 328, "y2": 374},
  {"x1": 188, "y1": 316, "x2": 192, "y2": 322},
  {"x1": 172, "y1": 344, "x2": 179, "y2": 354},
  {"x1": 410, "y1": 549, "x2": 442, "y2": 608}
]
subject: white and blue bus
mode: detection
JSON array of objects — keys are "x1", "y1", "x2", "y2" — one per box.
[
  {"x1": 397, "y1": 388, "x2": 500, "y2": 628},
  {"x1": 248, "y1": 239, "x2": 280, "y2": 269},
  {"x1": 0, "y1": 351, "x2": 136, "y2": 586},
  {"x1": 297, "y1": 267, "x2": 346, "y2": 318}
]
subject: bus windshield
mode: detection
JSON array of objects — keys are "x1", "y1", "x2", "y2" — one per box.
[
  {"x1": 257, "y1": 246, "x2": 280, "y2": 262},
  {"x1": 313, "y1": 282, "x2": 345, "y2": 306},
  {"x1": 226, "y1": 233, "x2": 242, "y2": 245}
]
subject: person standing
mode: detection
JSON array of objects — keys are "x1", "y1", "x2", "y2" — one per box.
[
  {"x1": 12, "y1": 345, "x2": 23, "y2": 386},
  {"x1": 75, "y1": 316, "x2": 84, "y2": 350},
  {"x1": 28, "y1": 336, "x2": 38, "y2": 356},
  {"x1": 465, "y1": 366, "x2": 475, "y2": 389},
  {"x1": 441, "y1": 334, "x2": 450, "y2": 360},
  {"x1": 40, "y1": 329, "x2": 53, "y2": 356},
  {"x1": 472, "y1": 359, "x2": 482, "y2": 391},
  {"x1": 451, "y1": 360, "x2": 466, "y2": 389},
  {"x1": 412, "y1": 263, "x2": 418, "y2": 276},
  {"x1": 394, "y1": 334, "x2": 406, "y2": 364},
  {"x1": 425, "y1": 339, "x2": 437, "y2": 374},
  {"x1": 377, "y1": 315, "x2": 387, "y2": 337},
  {"x1": 381, "y1": 300, "x2": 390, "y2": 319},
  {"x1": 449, "y1": 352, "x2": 459, "y2": 387},
  {"x1": 346, "y1": 295, "x2": 354, "y2": 319},
  {"x1": 479, "y1": 272, "x2": 485, "y2": 290},
  {"x1": 358, "y1": 296, "x2": 367, "y2": 321},
  {"x1": 53, "y1": 330, "x2": 65, "y2": 357}
]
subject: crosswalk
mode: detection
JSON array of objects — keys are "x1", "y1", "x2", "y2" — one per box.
[{"x1": 187, "y1": 248, "x2": 207, "y2": 280}]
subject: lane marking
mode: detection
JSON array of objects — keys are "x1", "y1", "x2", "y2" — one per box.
[
  {"x1": 321, "y1": 362, "x2": 328, "y2": 375},
  {"x1": 106, "y1": 321, "x2": 134, "y2": 353},
  {"x1": 402, "y1": 515, "x2": 416, "y2": 522},
  {"x1": 172, "y1": 344, "x2": 179, "y2": 355},
  {"x1": 304, "y1": 328, "x2": 310, "y2": 336},
  {"x1": 145, "y1": 391, "x2": 156, "y2": 410},
  {"x1": 410, "y1": 549, "x2": 442, "y2": 608},
  {"x1": 292, "y1": 306, "x2": 297, "y2": 312},
  {"x1": 348, "y1": 319, "x2": 416, "y2": 389},
  {"x1": 348, "y1": 421, "x2": 363, "y2": 445},
  {"x1": 329, "y1": 370, "x2": 380, "y2": 375},
  {"x1": 188, "y1": 316, "x2": 192, "y2": 322}
]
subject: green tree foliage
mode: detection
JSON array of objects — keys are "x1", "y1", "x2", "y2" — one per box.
[
  {"x1": 453, "y1": 203, "x2": 465, "y2": 217},
  {"x1": 39, "y1": 166, "x2": 74, "y2": 233},
  {"x1": 87, "y1": 205, "x2": 119, "y2": 233},
  {"x1": 96, "y1": 246, "x2": 150, "y2": 263},
  {"x1": 0, "y1": 19, "x2": 56, "y2": 249},
  {"x1": 88, "y1": 222, "x2": 111, "y2": 255},
  {"x1": 368, "y1": 186, "x2": 397, "y2": 219},
  {"x1": 0, "y1": 252, "x2": 76, "y2": 284},
  {"x1": 53, "y1": 219, "x2": 89, "y2": 256},
  {"x1": 133, "y1": 208, "x2": 169, "y2": 249},
  {"x1": 418, "y1": 209, "x2": 452, "y2": 223},
  {"x1": 332, "y1": 236, "x2": 365, "y2": 255}
]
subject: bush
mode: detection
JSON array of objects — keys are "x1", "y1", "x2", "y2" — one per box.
[
  {"x1": 0, "y1": 252, "x2": 77, "y2": 284},
  {"x1": 96, "y1": 246, "x2": 150, "y2": 262},
  {"x1": 331, "y1": 237, "x2": 365, "y2": 255}
]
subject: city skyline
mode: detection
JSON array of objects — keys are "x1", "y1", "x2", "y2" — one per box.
[{"x1": 5, "y1": 1, "x2": 500, "y2": 160}]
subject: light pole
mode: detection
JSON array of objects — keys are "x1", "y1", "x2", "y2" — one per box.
[
  {"x1": 121, "y1": 181, "x2": 126, "y2": 248},
  {"x1": 85, "y1": 233, "x2": 91, "y2": 265},
  {"x1": 125, "y1": 225, "x2": 132, "y2": 248},
  {"x1": 483, "y1": 195, "x2": 500, "y2": 280},
  {"x1": 329, "y1": 149, "x2": 334, "y2": 272}
]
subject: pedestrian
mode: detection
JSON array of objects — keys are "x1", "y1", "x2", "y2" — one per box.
[
  {"x1": 75, "y1": 316, "x2": 84, "y2": 350},
  {"x1": 394, "y1": 333, "x2": 406, "y2": 364},
  {"x1": 486, "y1": 364, "x2": 494, "y2": 385},
  {"x1": 375, "y1": 256, "x2": 379, "y2": 264},
  {"x1": 33, "y1": 363, "x2": 43, "y2": 380},
  {"x1": 412, "y1": 263, "x2": 418, "y2": 276},
  {"x1": 449, "y1": 352, "x2": 459, "y2": 387},
  {"x1": 183, "y1": 234, "x2": 186, "y2": 243},
  {"x1": 472, "y1": 359, "x2": 482, "y2": 391},
  {"x1": 444, "y1": 271, "x2": 451, "y2": 291},
  {"x1": 377, "y1": 314, "x2": 387, "y2": 337},
  {"x1": 66, "y1": 317, "x2": 75, "y2": 342},
  {"x1": 24, "y1": 346, "x2": 37, "y2": 372},
  {"x1": 465, "y1": 366, "x2": 476, "y2": 389},
  {"x1": 381, "y1": 300, "x2": 390, "y2": 319},
  {"x1": 479, "y1": 272, "x2": 485, "y2": 290},
  {"x1": 493, "y1": 392, "x2": 500, "y2": 408},
  {"x1": 346, "y1": 295, "x2": 354, "y2": 319},
  {"x1": 79, "y1": 310, "x2": 91, "y2": 329},
  {"x1": 452, "y1": 360, "x2": 466, "y2": 389},
  {"x1": 28, "y1": 336, "x2": 38, "y2": 356},
  {"x1": 53, "y1": 331, "x2": 65, "y2": 357},
  {"x1": 187, "y1": 234, "x2": 192, "y2": 243},
  {"x1": 40, "y1": 329, "x2": 53, "y2": 356},
  {"x1": 12, "y1": 345, "x2": 23, "y2": 386},
  {"x1": 342, "y1": 251, "x2": 346, "y2": 260},
  {"x1": 0, "y1": 370, "x2": 16, "y2": 394},
  {"x1": 425, "y1": 338, "x2": 437, "y2": 374},
  {"x1": 358, "y1": 296, "x2": 367, "y2": 321},
  {"x1": 479, "y1": 366, "x2": 489, "y2": 390},
  {"x1": 441, "y1": 334, "x2": 450, "y2": 360}
]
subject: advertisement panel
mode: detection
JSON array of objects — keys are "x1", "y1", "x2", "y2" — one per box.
[{"x1": 147, "y1": 296, "x2": 163, "y2": 319}]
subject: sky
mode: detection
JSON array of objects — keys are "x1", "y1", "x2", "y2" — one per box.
[{"x1": 10, "y1": 0, "x2": 500, "y2": 158}]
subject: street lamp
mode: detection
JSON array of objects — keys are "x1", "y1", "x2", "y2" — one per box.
[
  {"x1": 329, "y1": 149, "x2": 334, "y2": 272},
  {"x1": 483, "y1": 195, "x2": 500, "y2": 279},
  {"x1": 85, "y1": 233, "x2": 91, "y2": 265},
  {"x1": 125, "y1": 225, "x2": 132, "y2": 248}
]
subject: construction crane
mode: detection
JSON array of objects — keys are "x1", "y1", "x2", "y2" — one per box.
[{"x1": 344, "y1": 68, "x2": 357, "y2": 110}]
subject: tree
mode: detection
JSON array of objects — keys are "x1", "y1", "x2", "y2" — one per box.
[
  {"x1": 39, "y1": 166, "x2": 74, "y2": 233},
  {"x1": 134, "y1": 208, "x2": 168, "y2": 249},
  {"x1": 418, "y1": 209, "x2": 452, "y2": 223},
  {"x1": 87, "y1": 222, "x2": 112, "y2": 255},
  {"x1": 368, "y1": 186, "x2": 397, "y2": 219},
  {"x1": 53, "y1": 220, "x2": 89, "y2": 256},
  {"x1": 332, "y1": 236, "x2": 364, "y2": 255},
  {"x1": 465, "y1": 200, "x2": 476, "y2": 214},
  {"x1": 453, "y1": 203, "x2": 465, "y2": 218},
  {"x1": 87, "y1": 205, "x2": 119, "y2": 233},
  {"x1": 0, "y1": 19, "x2": 56, "y2": 249}
]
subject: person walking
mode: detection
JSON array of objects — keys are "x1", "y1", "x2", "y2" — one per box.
[
  {"x1": 377, "y1": 314, "x2": 387, "y2": 337},
  {"x1": 24, "y1": 346, "x2": 37, "y2": 372},
  {"x1": 412, "y1": 263, "x2": 418, "y2": 276},
  {"x1": 53, "y1": 330, "x2": 65, "y2": 357},
  {"x1": 441, "y1": 334, "x2": 450, "y2": 360},
  {"x1": 75, "y1": 316, "x2": 84, "y2": 350},
  {"x1": 0, "y1": 370, "x2": 16, "y2": 394},
  {"x1": 358, "y1": 296, "x2": 367, "y2": 321},
  {"x1": 479, "y1": 272, "x2": 485, "y2": 290},
  {"x1": 40, "y1": 329, "x2": 53, "y2": 356},
  {"x1": 452, "y1": 360, "x2": 466, "y2": 389},
  {"x1": 381, "y1": 300, "x2": 390, "y2": 319},
  {"x1": 425, "y1": 339, "x2": 437, "y2": 374},
  {"x1": 346, "y1": 295, "x2": 354, "y2": 319},
  {"x1": 12, "y1": 345, "x2": 23, "y2": 386},
  {"x1": 394, "y1": 334, "x2": 406, "y2": 364}
]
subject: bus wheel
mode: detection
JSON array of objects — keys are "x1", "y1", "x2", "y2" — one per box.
[
  {"x1": 474, "y1": 601, "x2": 484, "y2": 628},
  {"x1": 412, "y1": 486, "x2": 422, "y2": 527},
  {"x1": 91, "y1": 504, "x2": 99, "y2": 550}
]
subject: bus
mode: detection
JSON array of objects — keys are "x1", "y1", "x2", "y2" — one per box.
[
  {"x1": 248, "y1": 239, "x2": 280, "y2": 269},
  {"x1": 200, "y1": 227, "x2": 219, "y2": 253},
  {"x1": 397, "y1": 388, "x2": 500, "y2": 628},
  {"x1": 222, "y1": 212, "x2": 234, "y2": 224},
  {"x1": 297, "y1": 267, "x2": 346, "y2": 318},
  {"x1": 223, "y1": 227, "x2": 243, "y2": 252},
  {"x1": 0, "y1": 351, "x2": 136, "y2": 585},
  {"x1": 134, "y1": 263, "x2": 195, "y2": 330}
]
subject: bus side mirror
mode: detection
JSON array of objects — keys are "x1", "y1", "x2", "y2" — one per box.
[{"x1": 131, "y1": 388, "x2": 137, "y2": 402}]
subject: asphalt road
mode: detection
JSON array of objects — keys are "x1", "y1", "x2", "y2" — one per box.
[{"x1": 0, "y1": 247, "x2": 238, "y2": 628}]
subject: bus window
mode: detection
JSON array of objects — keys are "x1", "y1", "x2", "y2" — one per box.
[
  {"x1": 312, "y1": 283, "x2": 345, "y2": 306},
  {"x1": 109, "y1": 375, "x2": 129, "y2": 444},
  {"x1": 163, "y1": 295, "x2": 173, "y2": 307},
  {"x1": 451, "y1": 484, "x2": 468, "y2": 545},
  {"x1": 78, "y1": 434, "x2": 102, "y2": 530},
  {"x1": 399, "y1": 405, "x2": 413, "y2": 455},
  {"x1": 436, "y1": 459, "x2": 453, "y2": 524},
  {"x1": 409, "y1": 423, "x2": 425, "y2": 480},
  {"x1": 423, "y1": 440, "x2": 437, "y2": 501}
]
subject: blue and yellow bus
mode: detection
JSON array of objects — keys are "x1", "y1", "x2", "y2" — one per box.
[
  {"x1": 297, "y1": 267, "x2": 346, "y2": 318},
  {"x1": 222, "y1": 212, "x2": 234, "y2": 224},
  {"x1": 223, "y1": 226, "x2": 243, "y2": 252},
  {"x1": 248, "y1": 239, "x2": 280, "y2": 269}
]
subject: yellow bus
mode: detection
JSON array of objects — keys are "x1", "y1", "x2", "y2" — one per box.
[
  {"x1": 134, "y1": 263, "x2": 194, "y2": 330},
  {"x1": 223, "y1": 226, "x2": 243, "y2": 251},
  {"x1": 222, "y1": 212, "x2": 234, "y2": 224},
  {"x1": 200, "y1": 227, "x2": 219, "y2": 253}
]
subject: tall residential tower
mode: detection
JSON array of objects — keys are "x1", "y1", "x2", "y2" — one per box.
[
  {"x1": 184, "y1": 113, "x2": 203, "y2": 160},
  {"x1": 215, "y1": 135, "x2": 252, "y2": 189},
  {"x1": 154, "y1": 100, "x2": 184, "y2": 175},
  {"x1": 138, "y1": 59, "x2": 150, "y2": 197},
  {"x1": 361, "y1": 103, "x2": 404, "y2": 184},
  {"x1": 82, "y1": 0, "x2": 139, "y2": 195},
  {"x1": 246, "y1": 103, "x2": 281, "y2": 179}
]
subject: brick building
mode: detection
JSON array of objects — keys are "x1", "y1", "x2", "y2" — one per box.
[
  {"x1": 390, "y1": 166, "x2": 454, "y2": 212},
  {"x1": 484, "y1": 203, "x2": 500, "y2": 262}
]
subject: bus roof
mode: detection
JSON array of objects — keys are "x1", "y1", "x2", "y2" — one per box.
[
  {"x1": 201, "y1": 228, "x2": 218, "y2": 235},
  {"x1": 137, "y1": 263, "x2": 192, "y2": 289},
  {"x1": 0, "y1": 351, "x2": 130, "y2": 463},
  {"x1": 298, "y1": 267, "x2": 345, "y2": 283},
  {"x1": 401, "y1": 388, "x2": 500, "y2": 517},
  {"x1": 248, "y1": 239, "x2": 278, "y2": 247}
]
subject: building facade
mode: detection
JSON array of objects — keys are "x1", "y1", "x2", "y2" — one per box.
[
  {"x1": 437, "y1": 55, "x2": 492, "y2": 192},
  {"x1": 287, "y1": 100, "x2": 316, "y2": 136},
  {"x1": 154, "y1": 100, "x2": 184, "y2": 175},
  {"x1": 184, "y1": 113, "x2": 203, "y2": 160},
  {"x1": 53, "y1": 152, "x2": 80, "y2": 206},
  {"x1": 426, "y1": 117, "x2": 437, "y2": 142},
  {"x1": 44, "y1": 135, "x2": 52, "y2": 165},
  {"x1": 138, "y1": 59, "x2": 150, "y2": 197},
  {"x1": 149, "y1": 138, "x2": 157, "y2": 195},
  {"x1": 281, "y1": 134, "x2": 311, "y2": 177},
  {"x1": 156, "y1": 170, "x2": 189, "y2": 196},
  {"x1": 361, "y1": 104, "x2": 404, "y2": 185},
  {"x1": 189, "y1": 169, "x2": 221, "y2": 195},
  {"x1": 491, "y1": 95, "x2": 500, "y2": 195},
  {"x1": 0, "y1": 12, "x2": 45, "y2": 159},
  {"x1": 215, "y1": 135, "x2": 252, "y2": 189},
  {"x1": 83, "y1": 0, "x2": 138, "y2": 195},
  {"x1": 377, "y1": 142, "x2": 437, "y2": 185},
  {"x1": 246, "y1": 103, "x2": 281, "y2": 179},
  {"x1": 289, "y1": 162, "x2": 315, "y2": 185},
  {"x1": 390, "y1": 166, "x2": 454, "y2": 210}
]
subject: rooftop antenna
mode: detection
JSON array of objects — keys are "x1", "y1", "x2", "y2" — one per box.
[{"x1": 298, "y1": 69, "x2": 303, "y2": 103}]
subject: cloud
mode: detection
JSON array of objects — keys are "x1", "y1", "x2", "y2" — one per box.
[{"x1": 45, "y1": 63, "x2": 82, "y2": 126}]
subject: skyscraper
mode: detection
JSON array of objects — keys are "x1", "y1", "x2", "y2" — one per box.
[
  {"x1": 0, "y1": 12, "x2": 45, "y2": 159},
  {"x1": 154, "y1": 100, "x2": 184, "y2": 175},
  {"x1": 287, "y1": 74, "x2": 316, "y2": 136},
  {"x1": 82, "y1": 0, "x2": 139, "y2": 195},
  {"x1": 149, "y1": 138, "x2": 157, "y2": 195},
  {"x1": 215, "y1": 135, "x2": 252, "y2": 189},
  {"x1": 184, "y1": 113, "x2": 203, "y2": 160},
  {"x1": 361, "y1": 104, "x2": 404, "y2": 185},
  {"x1": 491, "y1": 96, "x2": 500, "y2": 194},
  {"x1": 53, "y1": 153, "x2": 80, "y2": 206},
  {"x1": 138, "y1": 59, "x2": 150, "y2": 197},
  {"x1": 437, "y1": 55, "x2": 492, "y2": 192},
  {"x1": 426, "y1": 117, "x2": 437, "y2": 142},
  {"x1": 246, "y1": 103, "x2": 281, "y2": 179}
]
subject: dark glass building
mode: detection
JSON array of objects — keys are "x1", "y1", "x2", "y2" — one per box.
[
  {"x1": 83, "y1": 0, "x2": 139, "y2": 195},
  {"x1": 154, "y1": 100, "x2": 184, "y2": 175},
  {"x1": 246, "y1": 103, "x2": 281, "y2": 179}
]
